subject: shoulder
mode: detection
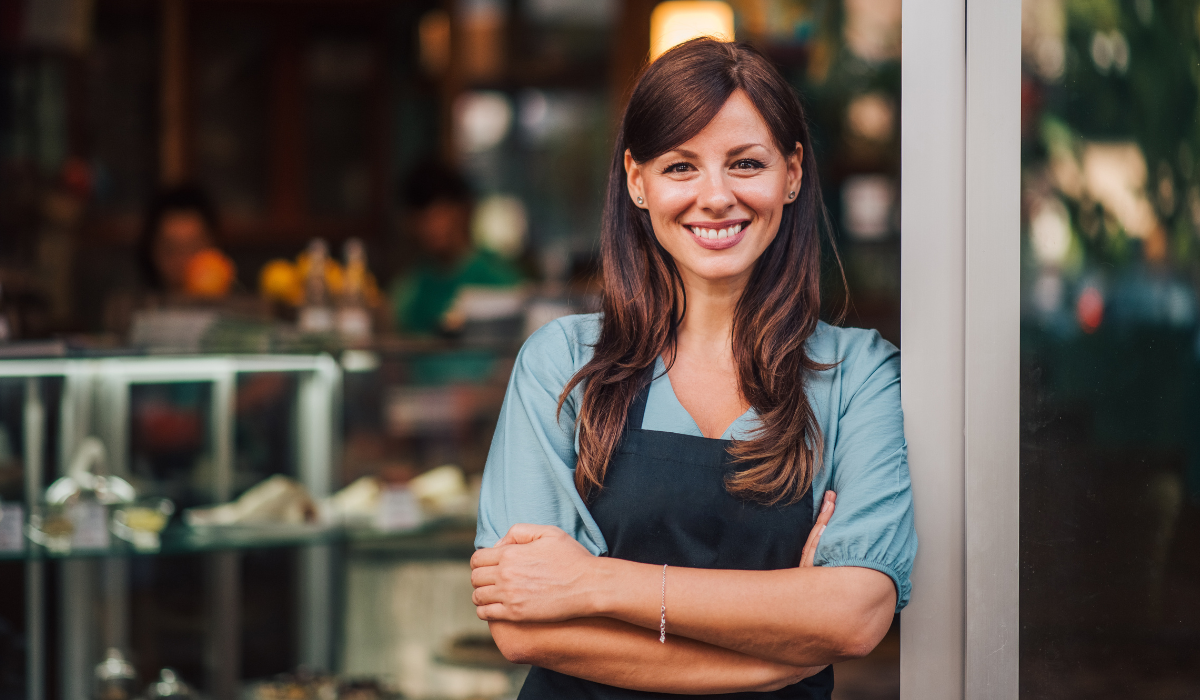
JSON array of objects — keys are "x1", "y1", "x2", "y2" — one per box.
[
  {"x1": 806, "y1": 322, "x2": 900, "y2": 405},
  {"x1": 808, "y1": 322, "x2": 897, "y2": 370},
  {"x1": 517, "y1": 313, "x2": 602, "y2": 376}
]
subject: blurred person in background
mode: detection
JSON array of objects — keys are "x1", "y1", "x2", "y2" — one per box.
[
  {"x1": 104, "y1": 185, "x2": 235, "y2": 333},
  {"x1": 139, "y1": 185, "x2": 216, "y2": 295},
  {"x1": 390, "y1": 160, "x2": 522, "y2": 334},
  {"x1": 137, "y1": 185, "x2": 234, "y2": 300}
]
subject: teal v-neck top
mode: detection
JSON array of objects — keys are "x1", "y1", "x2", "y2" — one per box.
[{"x1": 475, "y1": 314, "x2": 917, "y2": 611}]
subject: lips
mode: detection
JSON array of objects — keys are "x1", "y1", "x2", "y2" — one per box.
[{"x1": 685, "y1": 221, "x2": 749, "y2": 250}]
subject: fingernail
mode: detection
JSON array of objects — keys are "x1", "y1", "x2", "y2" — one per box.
[{"x1": 821, "y1": 500, "x2": 831, "y2": 514}]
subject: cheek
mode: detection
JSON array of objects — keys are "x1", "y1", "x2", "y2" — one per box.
[
  {"x1": 647, "y1": 184, "x2": 694, "y2": 219},
  {"x1": 734, "y1": 180, "x2": 785, "y2": 213}
]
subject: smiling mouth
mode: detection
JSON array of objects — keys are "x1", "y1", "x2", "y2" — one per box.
[{"x1": 686, "y1": 222, "x2": 749, "y2": 240}]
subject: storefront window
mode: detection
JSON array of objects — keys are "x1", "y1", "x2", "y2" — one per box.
[{"x1": 1021, "y1": 1, "x2": 1200, "y2": 694}]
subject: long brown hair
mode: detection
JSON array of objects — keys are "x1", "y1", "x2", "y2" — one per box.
[{"x1": 560, "y1": 38, "x2": 845, "y2": 506}]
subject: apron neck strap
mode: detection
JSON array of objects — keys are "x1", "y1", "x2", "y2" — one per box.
[{"x1": 625, "y1": 365, "x2": 656, "y2": 431}]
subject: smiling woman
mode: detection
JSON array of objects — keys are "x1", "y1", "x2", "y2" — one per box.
[{"x1": 471, "y1": 38, "x2": 916, "y2": 699}]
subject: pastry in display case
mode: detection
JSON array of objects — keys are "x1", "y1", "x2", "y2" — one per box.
[
  {"x1": 25, "y1": 437, "x2": 180, "y2": 554},
  {"x1": 93, "y1": 648, "x2": 137, "y2": 700},
  {"x1": 144, "y1": 668, "x2": 196, "y2": 700},
  {"x1": 110, "y1": 497, "x2": 175, "y2": 552},
  {"x1": 185, "y1": 475, "x2": 318, "y2": 528},
  {"x1": 242, "y1": 670, "x2": 395, "y2": 700}
]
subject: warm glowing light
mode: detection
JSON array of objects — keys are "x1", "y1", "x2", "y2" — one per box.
[
  {"x1": 418, "y1": 10, "x2": 451, "y2": 75},
  {"x1": 650, "y1": 2, "x2": 734, "y2": 61},
  {"x1": 1077, "y1": 286, "x2": 1104, "y2": 333},
  {"x1": 1082, "y1": 142, "x2": 1158, "y2": 239},
  {"x1": 1029, "y1": 198, "x2": 1072, "y2": 266}
]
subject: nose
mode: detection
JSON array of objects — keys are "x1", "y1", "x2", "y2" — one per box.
[{"x1": 696, "y1": 170, "x2": 735, "y2": 215}]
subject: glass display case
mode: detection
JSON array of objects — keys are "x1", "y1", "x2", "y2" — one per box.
[
  {"x1": 0, "y1": 354, "x2": 341, "y2": 700},
  {"x1": 0, "y1": 353, "x2": 516, "y2": 700},
  {"x1": 0, "y1": 349, "x2": 518, "y2": 700}
]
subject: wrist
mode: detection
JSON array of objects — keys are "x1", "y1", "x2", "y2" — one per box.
[{"x1": 586, "y1": 556, "x2": 622, "y2": 617}]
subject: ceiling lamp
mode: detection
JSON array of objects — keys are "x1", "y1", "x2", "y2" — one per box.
[{"x1": 649, "y1": 1, "x2": 735, "y2": 61}]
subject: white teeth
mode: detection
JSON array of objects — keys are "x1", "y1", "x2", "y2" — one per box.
[{"x1": 689, "y1": 225, "x2": 746, "y2": 240}]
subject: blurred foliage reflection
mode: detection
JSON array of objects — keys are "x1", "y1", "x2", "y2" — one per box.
[{"x1": 1022, "y1": 0, "x2": 1200, "y2": 697}]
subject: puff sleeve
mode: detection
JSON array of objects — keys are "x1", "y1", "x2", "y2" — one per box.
[
  {"x1": 474, "y1": 316, "x2": 607, "y2": 554},
  {"x1": 811, "y1": 329, "x2": 917, "y2": 612}
]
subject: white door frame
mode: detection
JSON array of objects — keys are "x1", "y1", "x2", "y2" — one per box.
[{"x1": 900, "y1": 0, "x2": 1020, "y2": 697}]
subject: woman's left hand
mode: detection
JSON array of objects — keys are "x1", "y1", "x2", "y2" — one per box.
[{"x1": 470, "y1": 524, "x2": 599, "y2": 622}]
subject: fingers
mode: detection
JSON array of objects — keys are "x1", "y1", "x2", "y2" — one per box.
[
  {"x1": 799, "y1": 491, "x2": 837, "y2": 568},
  {"x1": 815, "y1": 491, "x2": 836, "y2": 528},
  {"x1": 470, "y1": 547, "x2": 502, "y2": 569},
  {"x1": 472, "y1": 583, "x2": 502, "y2": 606},
  {"x1": 800, "y1": 525, "x2": 826, "y2": 567},
  {"x1": 470, "y1": 565, "x2": 498, "y2": 588},
  {"x1": 497, "y1": 523, "x2": 564, "y2": 546},
  {"x1": 476, "y1": 603, "x2": 509, "y2": 621}
]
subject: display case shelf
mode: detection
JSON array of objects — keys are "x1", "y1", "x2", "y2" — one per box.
[{"x1": 0, "y1": 516, "x2": 478, "y2": 561}]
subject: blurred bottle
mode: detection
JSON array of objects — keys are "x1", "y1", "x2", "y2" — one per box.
[
  {"x1": 337, "y1": 238, "x2": 372, "y2": 342},
  {"x1": 298, "y1": 239, "x2": 335, "y2": 333}
]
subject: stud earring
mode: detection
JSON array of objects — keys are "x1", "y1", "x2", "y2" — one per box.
[
  {"x1": 637, "y1": 197, "x2": 644, "y2": 205},
  {"x1": 788, "y1": 191, "x2": 795, "y2": 199}
]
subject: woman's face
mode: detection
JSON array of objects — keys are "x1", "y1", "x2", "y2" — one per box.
[{"x1": 625, "y1": 89, "x2": 803, "y2": 290}]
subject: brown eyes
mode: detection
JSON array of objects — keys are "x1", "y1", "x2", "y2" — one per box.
[{"x1": 660, "y1": 159, "x2": 766, "y2": 174}]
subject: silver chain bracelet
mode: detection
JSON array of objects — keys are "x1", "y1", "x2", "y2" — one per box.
[{"x1": 659, "y1": 564, "x2": 668, "y2": 643}]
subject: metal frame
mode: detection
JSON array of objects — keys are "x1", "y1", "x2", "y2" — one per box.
[
  {"x1": 900, "y1": 0, "x2": 1021, "y2": 697},
  {"x1": 963, "y1": 0, "x2": 1021, "y2": 696},
  {"x1": 6, "y1": 354, "x2": 341, "y2": 700}
]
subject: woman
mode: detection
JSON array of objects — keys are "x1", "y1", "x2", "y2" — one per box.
[{"x1": 470, "y1": 39, "x2": 915, "y2": 698}]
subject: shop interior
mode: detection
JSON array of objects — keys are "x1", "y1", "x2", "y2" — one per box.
[{"x1": 0, "y1": 1, "x2": 903, "y2": 698}]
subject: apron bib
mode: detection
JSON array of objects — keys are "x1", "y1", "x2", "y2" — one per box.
[{"x1": 517, "y1": 373, "x2": 835, "y2": 699}]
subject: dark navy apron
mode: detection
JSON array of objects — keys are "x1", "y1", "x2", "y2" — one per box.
[{"x1": 517, "y1": 371, "x2": 834, "y2": 699}]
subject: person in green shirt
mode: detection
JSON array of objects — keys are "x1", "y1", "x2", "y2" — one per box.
[{"x1": 390, "y1": 161, "x2": 523, "y2": 335}]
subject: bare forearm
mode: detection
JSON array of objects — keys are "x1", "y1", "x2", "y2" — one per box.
[
  {"x1": 490, "y1": 618, "x2": 817, "y2": 694},
  {"x1": 588, "y1": 561, "x2": 896, "y2": 666}
]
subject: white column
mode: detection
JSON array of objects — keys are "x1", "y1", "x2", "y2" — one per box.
[
  {"x1": 964, "y1": 0, "x2": 1021, "y2": 696},
  {"x1": 900, "y1": 0, "x2": 967, "y2": 697}
]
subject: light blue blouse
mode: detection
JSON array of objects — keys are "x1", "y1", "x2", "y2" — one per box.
[{"x1": 475, "y1": 314, "x2": 917, "y2": 611}]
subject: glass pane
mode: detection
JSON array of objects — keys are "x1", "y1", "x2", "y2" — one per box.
[
  {"x1": 1021, "y1": 1, "x2": 1200, "y2": 696},
  {"x1": 87, "y1": 5, "x2": 158, "y2": 216},
  {"x1": 193, "y1": 16, "x2": 271, "y2": 218},
  {"x1": 305, "y1": 35, "x2": 375, "y2": 218}
]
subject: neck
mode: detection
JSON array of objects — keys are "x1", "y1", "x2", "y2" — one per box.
[{"x1": 672, "y1": 268, "x2": 747, "y2": 358}]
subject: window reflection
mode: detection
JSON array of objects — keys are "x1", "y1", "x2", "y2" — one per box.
[{"x1": 1021, "y1": 1, "x2": 1200, "y2": 696}]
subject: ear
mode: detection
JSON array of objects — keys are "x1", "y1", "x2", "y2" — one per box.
[
  {"x1": 625, "y1": 149, "x2": 646, "y2": 208},
  {"x1": 786, "y1": 142, "x2": 804, "y2": 201}
]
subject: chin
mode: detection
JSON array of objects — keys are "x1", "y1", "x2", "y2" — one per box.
[{"x1": 685, "y1": 259, "x2": 757, "y2": 284}]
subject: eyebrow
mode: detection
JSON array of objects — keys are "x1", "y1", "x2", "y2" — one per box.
[{"x1": 669, "y1": 143, "x2": 768, "y2": 159}]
